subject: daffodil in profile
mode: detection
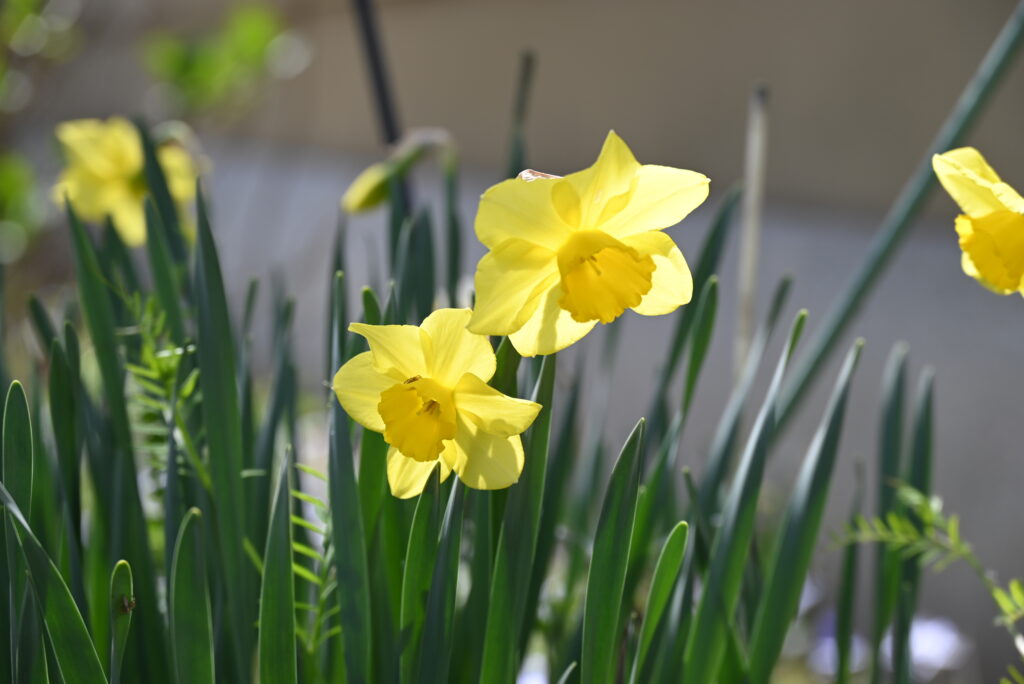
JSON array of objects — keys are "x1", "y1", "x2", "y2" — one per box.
[
  {"x1": 933, "y1": 147, "x2": 1024, "y2": 295},
  {"x1": 332, "y1": 308, "x2": 541, "y2": 498},
  {"x1": 468, "y1": 131, "x2": 710, "y2": 356},
  {"x1": 53, "y1": 117, "x2": 199, "y2": 246}
]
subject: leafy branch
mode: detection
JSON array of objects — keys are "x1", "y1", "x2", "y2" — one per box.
[{"x1": 841, "y1": 484, "x2": 1024, "y2": 667}]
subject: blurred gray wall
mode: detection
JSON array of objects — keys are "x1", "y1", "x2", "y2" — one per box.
[{"x1": 31, "y1": 1, "x2": 1024, "y2": 214}]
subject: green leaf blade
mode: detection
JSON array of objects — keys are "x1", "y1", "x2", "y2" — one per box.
[{"x1": 581, "y1": 418, "x2": 646, "y2": 684}]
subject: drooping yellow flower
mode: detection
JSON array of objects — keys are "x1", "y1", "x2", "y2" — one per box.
[
  {"x1": 341, "y1": 127, "x2": 452, "y2": 213},
  {"x1": 933, "y1": 147, "x2": 1024, "y2": 295},
  {"x1": 468, "y1": 131, "x2": 710, "y2": 356},
  {"x1": 341, "y1": 161, "x2": 393, "y2": 213},
  {"x1": 332, "y1": 308, "x2": 541, "y2": 498},
  {"x1": 52, "y1": 117, "x2": 199, "y2": 246}
]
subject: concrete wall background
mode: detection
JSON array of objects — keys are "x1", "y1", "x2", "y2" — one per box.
[{"x1": 29, "y1": 1, "x2": 1024, "y2": 213}]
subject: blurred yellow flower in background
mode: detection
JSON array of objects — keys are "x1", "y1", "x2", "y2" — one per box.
[
  {"x1": 933, "y1": 147, "x2": 1024, "y2": 295},
  {"x1": 333, "y1": 308, "x2": 540, "y2": 498},
  {"x1": 53, "y1": 117, "x2": 199, "y2": 246},
  {"x1": 468, "y1": 131, "x2": 710, "y2": 356}
]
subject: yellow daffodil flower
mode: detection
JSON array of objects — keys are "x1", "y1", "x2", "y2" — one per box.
[
  {"x1": 468, "y1": 131, "x2": 710, "y2": 356},
  {"x1": 332, "y1": 308, "x2": 541, "y2": 498},
  {"x1": 53, "y1": 117, "x2": 199, "y2": 246},
  {"x1": 933, "y1": 147, "x2": 1024, "y2": 295}
]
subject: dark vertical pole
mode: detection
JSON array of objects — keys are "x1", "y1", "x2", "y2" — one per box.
[{"x1": 350, "y1": 0, "x2": 402, "y2": 145}]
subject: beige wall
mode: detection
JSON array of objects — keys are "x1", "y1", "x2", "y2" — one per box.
[
  {"x1": 254, "y1": 0, "x2": 1024, "y2": 213},
  {"x1": 43, "y1": 1, "x2": 1024, "y2": 215}
]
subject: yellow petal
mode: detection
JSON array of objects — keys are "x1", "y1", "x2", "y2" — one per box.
[
  {"x1": 441, "y1": 415, "x2": 524, "y2": 491},
  {"x1": 332, "y1": 351, "x2": 400, "y2": 432},
  {"x1": 386, "y1": 448, "x2": 452, "y2": 499},
  {"x1": 622, "y1": 231, "x2": 694, "y2": 315},
  {"x1": 109, "y1": 195, "x2": 148, "y2": 247},
  {"x1": 933, "y1": 148, "x2": 1024, "y2": 218},
  {"x1": 420, "y1": 308, "x2": 497, "y2": 385},
  {"x1": 453, "y1": 373, "x2": 541, "y2": 437},
  {"x1": 599, "y1": 164, "x2": 710, "y2": 239},
  {"x1": 954, "y1": 212, "x2": 1024, "y2": 294},
  {"x1": 158, "y1": 145, "x2": 198, "y2": 204},
  {"x1": 475, "y1": 175, "x2": 572, "y2": 251},
  {"x1": 56, "y1": 117, "x2": 142, "y2": 180},
  {"x1": 562, "y1": 131, "x2": 641, "y2": 229},
  {"x1": 467, "y1": 239, "x2": 559, "y2": 336},
  {"x1": 349, "y1": 323, "x2": 430, "y2": 378},
  {"x1": 341, "y1": 162, "x2": 392, "y2": 213},
  {"x1": 507, "y1": 283, "x2": 597, "y2": 356}
]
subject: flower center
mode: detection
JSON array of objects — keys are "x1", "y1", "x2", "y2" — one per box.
[
  {"x1": 377, "y1": 375, "x2": 457, "y2": 462},
  {"x1": 557, "y1": 230, "x2": 655, "y2": 324}
]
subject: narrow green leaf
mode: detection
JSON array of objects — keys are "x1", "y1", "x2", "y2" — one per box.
[
  {"x1": 143, "y1": 200, "x2": 186, "y2": 343},
  {"x1": 491, "y1": 336, "x2": 521, "y2": 396},
  {"x1": 327, "y1": 217, "x2": 347, "y2": 380},
  {"x1": 193, "y1": 187, "x2": 252, "y2": 676},
  {"x1": 362, "y1": 286, "x2": 383, "y2": 327},
  {"x1": 683, "y1": 311, "x2": 806, "y2": 683},
  {"x1": 581, "y1": 418, "x2": 646, "y2": 684},
  {"x1": 650, "y1": 186, "x2": 740, "y2": 437},
  {"x1": 505, "y1": 50, "x2": 536, "y2": 178},
  {"x1": 101, "y1": 219, "x2": 142, "y2": 296},
  {"x1": 135, "y1": 119, "x2": 186, "y2": 262},
  {"x1": 748, "y1": 340, "x2": 863, "y2": 678},
  {"x1": 416, "y1": 482, "x2": 465, "y2": 684},
  {"x1": 555, "y1": 662, "x2": 578, "y2": 684},
  {"x1": 399, "y1": 467, "x2": 441, "y2": 684},
  {"x1": 3, "y1": 381, "x2": 33, "y2": 682},
  {"x1": 892, "y1": 367, "x2": 935, "y2": 684},
  {"x1": 395, "y1": 211, "x2": 436, "y2": 322},
  {"x1": 0, "y1": 482, "x2": 106, "y2": 684},
  {"x1": 26, "y1": 297, "x2": 58, "y2": 358},
  {"x1": 871, "y1": 344, "x2": 908, "y2": 683},
  {"x1": 170, "y1": 509, "x2": 214, "y2": 684},
  {"x1": 630, "y1": 521, "x2": 689, "y2": 684},
  {"x1": 442, "y1": 147, "x2": 462, "y2": 306},
  {"x1": 479, "y1": 355, "x2": 557, "y2": 682},
  {"x1": 683, "y1": 277, "x2": 718, "y2": 414},
  {"x1": 259, "y1": 461, "x2": 298, "y2": 684},
  {"x1": 109, "y1": 560, "x2": 134, "y2": 684},
  {"x1": 329, "y1": 273, "x2": 372, "y2": 684},
  {"x1": 251, "y1": 298, "x2": 296, "y2": 553},
  {"x1": 3, "y1": 382, "x2": 33, "y2": 521},
  {"x1": 836, "y1": 466, "x2": 863, "y2": 684},
  {"x1": 520, "y1": 367, "x2": 584, "y2": 654},
  {"x1": 692, "y1": 276, "x2": 794, "y2": 548},
  {"x1": 67, "y1": 200, "x2": 168, "y2": 682}
]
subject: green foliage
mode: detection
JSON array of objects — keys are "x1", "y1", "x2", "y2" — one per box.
[
  {"x1": 143, "y1": 5, "x2": 287, "y2": 115},
  {"x1": 5, "y1": 7, "x2": 1024, "y2": 679},
  {"x1": 844, "y1": 484, "x2": 1024, "y2": 666}
]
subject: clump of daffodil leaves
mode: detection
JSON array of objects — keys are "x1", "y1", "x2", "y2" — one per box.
[
  {"x1": 933, "y1": 147, "x2": 1024, "y2": 296},
  {"x1": 335, "y1": 131, "x2": 708, "y2": 496}
]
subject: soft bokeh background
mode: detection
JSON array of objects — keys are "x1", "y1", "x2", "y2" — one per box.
[{"x1": 6, "y1": 0, "x2": 1024, "y2": 679}]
